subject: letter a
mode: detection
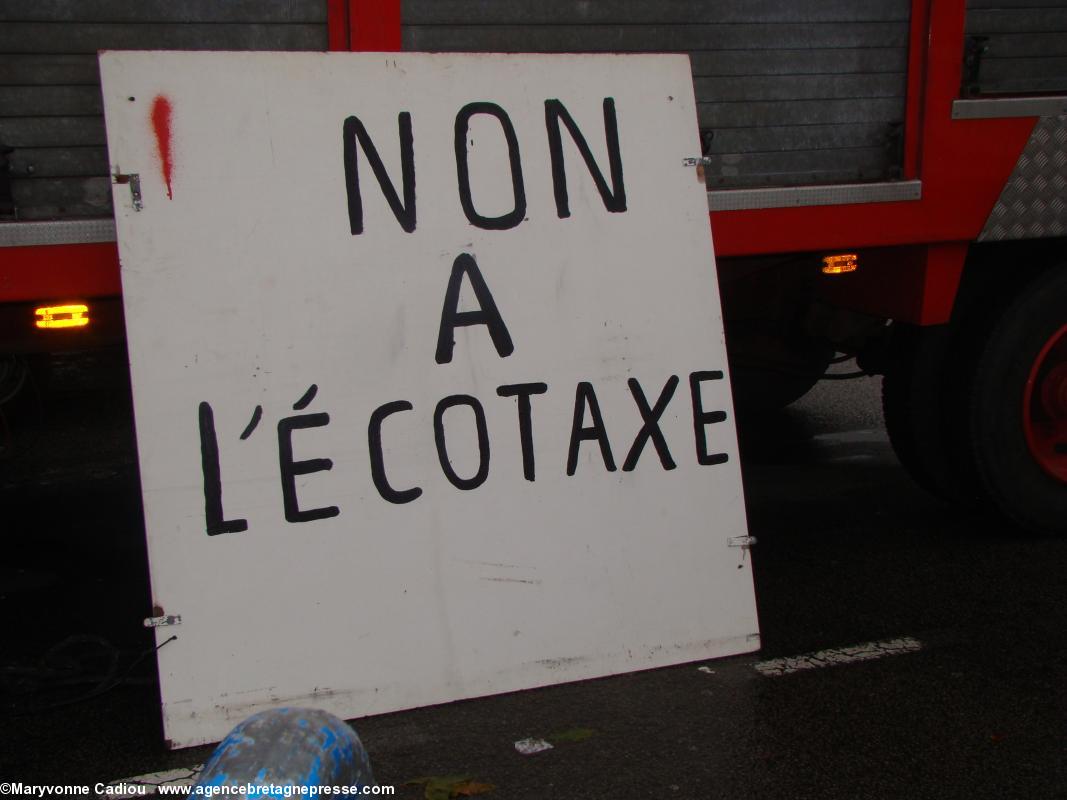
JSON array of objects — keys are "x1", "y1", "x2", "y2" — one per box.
[{"x1": 435, "y1": 253, "x2": 515, "y2": 364}]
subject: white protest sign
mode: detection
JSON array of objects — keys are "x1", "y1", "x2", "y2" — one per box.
[{"x1": 100, "y1": 51, "x2": 759, "y2": 748}]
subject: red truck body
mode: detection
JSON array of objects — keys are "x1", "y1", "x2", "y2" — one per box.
[
  {"x1": 2, "y1": 0, "x2": 1065, "y2": 533},
  {"x1": 0, "y1": 0, "x2": 1047, "y2": 322}
]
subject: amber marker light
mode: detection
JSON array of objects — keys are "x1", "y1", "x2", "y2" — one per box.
[
  {"x1": 821, "y1": 254, "x2": 859, "y2": 275},
  {"x1": 35, "y1": 303, "x2": 90, "y2": 329}
]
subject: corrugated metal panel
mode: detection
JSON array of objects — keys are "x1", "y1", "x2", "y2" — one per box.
[
  {"x1": 0, "y1": 23, "x2": 326, "y2": 52},
  {"x1": 0, "y1": 117, "x2": 108, "y2": 148},
  {"x1": 11, "y1": 176, "x2": 112, "y2": 218},
  {"x1": 0, "y1": 86, "x2": 104, "y2": 116},
  {"x1": 965, "y1": 2, "x2": 1067, "y2": 95},
  {"x1": 690, "y1": 47, "x2": 907, "y2": 76},
  {"x1": 0, "y1": 0, "x2": 328, "y2": 222},
  {"x1": 403, "y1": 0, "x2": 909, "y2": 24},
  {"x1": 9, "y1": 147, "x2": 109, "y2": 178},
  {"x1": 0, "y1": 218, "x2": 115, "y2": 246},
  {"x1": 953, "y1": 96, "x2": 1067, "y2": 118},
  {"x1": 978, "y1": 114, "x2": 1067, "y2": 241},
  {"x1": 402, "y1": 0, "x2": 910, "y2": 190},
  {"x1": 0, "y1": 0, "x2": 327, "y2": 23},
  {"x1": 708, "y1": 179, "x2": 921, "y2": 211},
  {"x1": 1, "y1": 54, "x2": 100, "y2": 85}
]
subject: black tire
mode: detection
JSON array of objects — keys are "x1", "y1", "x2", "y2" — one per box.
[
  {"x1": 882, "y1": 323, "x2": 977, "y2": 500},
  {"x1": 969, "y1": 267, "x2": 1067, "y2": 535}
]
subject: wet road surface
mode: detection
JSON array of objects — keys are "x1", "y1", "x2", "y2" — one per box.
[{"x1": 2, "y1": 351, "x2": 1065, "y2": 798}]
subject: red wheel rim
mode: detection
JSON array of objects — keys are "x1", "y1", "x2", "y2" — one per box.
[{"x1": 1024, "y1": 322, "x2": 1067, "y2": 484}]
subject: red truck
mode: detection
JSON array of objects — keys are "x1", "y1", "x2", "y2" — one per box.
[{"x1": 1, "y1": 0, "x2": 1064, "y2": 533}]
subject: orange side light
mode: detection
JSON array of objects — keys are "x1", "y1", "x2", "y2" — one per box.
[
  {"x1": 821, "y1": 254, "x2": 859, "y2": 275},
  {"x1": 35, "y1": 303, "x2": 90, "y2": 329}
]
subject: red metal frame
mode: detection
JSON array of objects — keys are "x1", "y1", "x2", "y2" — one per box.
[
  {"x1": 2, "y1": 243, "x2": 121, "y2": 304},
  {"x1": 328, "y1": 0, "x2": 399, "y2": 52},
  {"x1": 327, "y1": 0, "x2": 350, "y2": 50},
  {"x1": 709, "y1": 0, "x2": 1035, "y2": 260},
  {"x1": 902, "y1": 0, "x2": 932, "y2": 180},
  {"x1": 0, "y1": 0, "x2": 1039, "y2": 326}
]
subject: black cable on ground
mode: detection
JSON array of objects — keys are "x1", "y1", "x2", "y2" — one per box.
[{"x1": 4, "y1": 634, "x2": 177, "y2": 715}]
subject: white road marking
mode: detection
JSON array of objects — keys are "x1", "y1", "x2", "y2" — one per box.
[{"x1": 754, "y1": 637, "x2": 923, "y2": 677}]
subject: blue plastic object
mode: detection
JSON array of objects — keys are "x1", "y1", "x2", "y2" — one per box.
[{"x1": 194, "y1": 707, "x2": 374, "y2": 798}]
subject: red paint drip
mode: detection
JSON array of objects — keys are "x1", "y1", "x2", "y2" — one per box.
[{"x1": 151, "y1": 95, "x2": 174, "y2": 199}]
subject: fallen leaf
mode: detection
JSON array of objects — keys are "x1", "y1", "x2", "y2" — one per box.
[
  {"x1": 452, "y1": 780, "x2": 495, "y2": 796},
  {"x1": 404, "y1": 775, "x2": 493, "y2": 799}
]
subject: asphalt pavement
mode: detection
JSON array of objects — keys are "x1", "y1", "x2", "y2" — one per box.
[{"x1": 2, "y1": 351, "x2": 1065, "y2": 799}]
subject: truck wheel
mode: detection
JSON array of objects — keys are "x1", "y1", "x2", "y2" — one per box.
[
  {"x1": 970, "y1": 268, "x2": 1067, "y2": 535},
  {"x1": 882, "y1": 324, "x2": 964, "y2": 499}
]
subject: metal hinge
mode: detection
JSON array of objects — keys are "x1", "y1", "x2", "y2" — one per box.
[
  {"x1": 728, "y1": 535, "x2": 757, "y2": 550},
  {"x1": 144, "y1": 614, "x2": 182, "y2": 628},
  {"x1": 113, "y1": 171, "x2": 142, "y2": 211}
]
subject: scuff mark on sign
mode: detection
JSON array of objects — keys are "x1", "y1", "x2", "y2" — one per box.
[
  {"x1": 151, "y1": 94, "x2": 174, "y2": 199},
  {"x1": 537, "y1": 655, "x2": 586, "y2": 670}
]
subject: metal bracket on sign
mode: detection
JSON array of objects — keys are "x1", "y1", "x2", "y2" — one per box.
[
  {"x1": 113, "y1": 172, "x2": 142, "y2": 211},
  {"x1": 144, "y1": 614, "x2": 181, "y2": 628},
  {"x1": 728, "y1": 536, "x2": 757, "y2": 550},
  {"x1": 683, "y1": 157, "x2": 713, "y2": 167}
]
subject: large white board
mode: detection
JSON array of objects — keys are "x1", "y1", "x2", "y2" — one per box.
[{"x1": 100, "y1": 51, "x2": 759, "y2": 748}]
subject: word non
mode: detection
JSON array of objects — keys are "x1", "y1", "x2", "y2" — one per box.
[{"x1": 343, "y1": 98, "x2": 626, "y2": 234}]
